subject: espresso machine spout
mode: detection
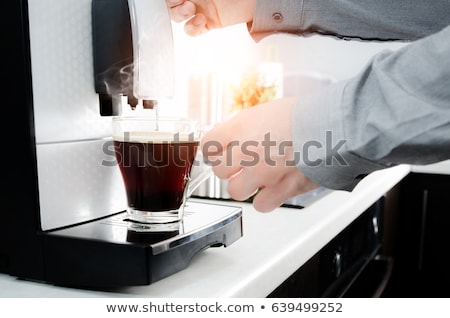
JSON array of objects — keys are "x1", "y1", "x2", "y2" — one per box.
[{"x1": 92, "y1": 0, "x2": 174, "y2": 114}]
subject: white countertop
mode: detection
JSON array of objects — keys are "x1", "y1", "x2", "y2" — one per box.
[
  {"x1": 410, "y1": 159, "x2": 450, "y2": 175},
  {"x1": 0, "y1": 165, "x2": 411, "y2": 298}
]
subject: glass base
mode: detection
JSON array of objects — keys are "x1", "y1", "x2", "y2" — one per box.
[
  {"x1": 127, "y1": 220, "x2": 183, "y2": 234},
  {"x1": 126, "y1": 208, "x2": 183, "y2": 224}
]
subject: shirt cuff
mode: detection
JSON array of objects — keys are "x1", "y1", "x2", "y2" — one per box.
[
  {"x1": 291, "y1": 81, "x2": 388, "y2": 191},
  {"x1": 248, "y1": 0, "x2": 305, "y2": 41}
]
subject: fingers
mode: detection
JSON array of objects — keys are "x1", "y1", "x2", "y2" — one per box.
[
  {"x1": 201, "y1": 120, "x2": 239, "y2": 158},
  {"x1": 206, "y1": 145, "x2": 244, "y2": 180},
  {"x1": 252, "y1": 170, "x2": 317, "y2": 212},
  {"x1": 184, "y1": 14, "x2": 208, "y2": 36},
  {"x1": 201, "y1": 119, "x2": 248, "y2": 179},
  {"x1": 166, "y1": 0, "x2": 208, "y2": 36},
  {"x1": 166, "y1": 0, "x2": 184, "y2": 7},
  {"x1": 227, "y1": 161, "x2": 319, "y2": 212},
  {"x1": 253, "y1": 186, "x2": 292, "y2": 213},
  {"x1": 226, "y1": 168, "x2": 260, "y2": 202},
  {"x1": 226, "y1": 163, "x2": 292, "y2": 211},
  {"x1": 167, "y1": 0, "x2": 195, "y2": 22},
  {"x1": 252, "y1": 174, "x2": 301, "y2": 212}
]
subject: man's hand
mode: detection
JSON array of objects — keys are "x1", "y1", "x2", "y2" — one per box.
[
  {"x1": 201, "y1": 98, "x2": 319, "y2": 212},
  {"x1": 166, "y1": 0, "x2": 256, "y2": 36}
]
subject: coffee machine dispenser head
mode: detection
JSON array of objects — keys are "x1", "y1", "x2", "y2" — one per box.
[{"x1": 92, "y1": 0, "x2": 174, "y2": 114}]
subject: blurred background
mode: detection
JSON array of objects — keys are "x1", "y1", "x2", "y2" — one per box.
[{"x1": 159, "y1": 22, "x2": 406, "y2": 123}]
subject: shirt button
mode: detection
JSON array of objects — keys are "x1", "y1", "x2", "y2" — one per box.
[{"x1": 272, "y1": 12, "x2": 284, "y2": 23}]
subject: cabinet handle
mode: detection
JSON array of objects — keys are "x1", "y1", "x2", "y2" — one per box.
[
  {"x1": 372, "y1": 216, "x2": 379, "y2": 235},
  {"x1": 333, "y1": 252, "x2": 342, "y2": 278},
  {"x1": 418, "y1": 189, "x2": 429, "y2": 270}
]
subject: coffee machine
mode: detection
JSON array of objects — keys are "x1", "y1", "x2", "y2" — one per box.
[{"x1": 0, "y1": 0, "x2": 242, "y2": 287}]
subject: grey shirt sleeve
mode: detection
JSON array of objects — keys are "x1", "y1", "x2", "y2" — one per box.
[
  {"x1": 250, "y1": 0, "x2": 450, "y2": 41},
  {"x1": 249, "y1": 1, "x2": 450, "y2": 191}
]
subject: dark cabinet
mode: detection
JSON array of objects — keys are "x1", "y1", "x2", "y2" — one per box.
[
  {"x1": 269, "y1": 198, "x2": 387, "y2": 297},
  {"x1": 384, "y1": 173, "x2": 450, "y2": 297},
  {"x1": 269, "y1": 172, "x2": 450, "y2": 298}
]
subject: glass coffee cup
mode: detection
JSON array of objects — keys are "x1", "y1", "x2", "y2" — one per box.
[{"x1": 112, "y1": 117, "x2": 212, "y2": 224}]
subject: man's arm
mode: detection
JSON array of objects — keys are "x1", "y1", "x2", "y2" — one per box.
[
  {"x1": 248, "y1": 0, "x2": 450, "y2": 191},
  {"x1": 292, "y1": 25, "x2": 450, "y2": 191},
  {"x1": 250, "y1": 0, "x2": 450, "y2": 41}
]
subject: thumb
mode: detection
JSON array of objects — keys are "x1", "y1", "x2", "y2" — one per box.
[{"x1": 184, "y1": 14, "x2": 208, "y2": 36}]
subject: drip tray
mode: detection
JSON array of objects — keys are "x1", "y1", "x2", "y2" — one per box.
[{"x1": 42, "y1": 200, "x2": 243, "y2": 287}]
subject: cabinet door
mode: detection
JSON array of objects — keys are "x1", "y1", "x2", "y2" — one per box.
[
  {"x1": 269, "y1": 199, "x2": 384, "y2": 297},
  {"x1": 389, "y1": 173, "x2": 450, "y2": 297}
]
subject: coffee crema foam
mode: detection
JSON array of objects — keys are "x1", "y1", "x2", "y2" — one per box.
[{"x1": 113, "y1": 131, "x2": 199, "y2": 143}]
